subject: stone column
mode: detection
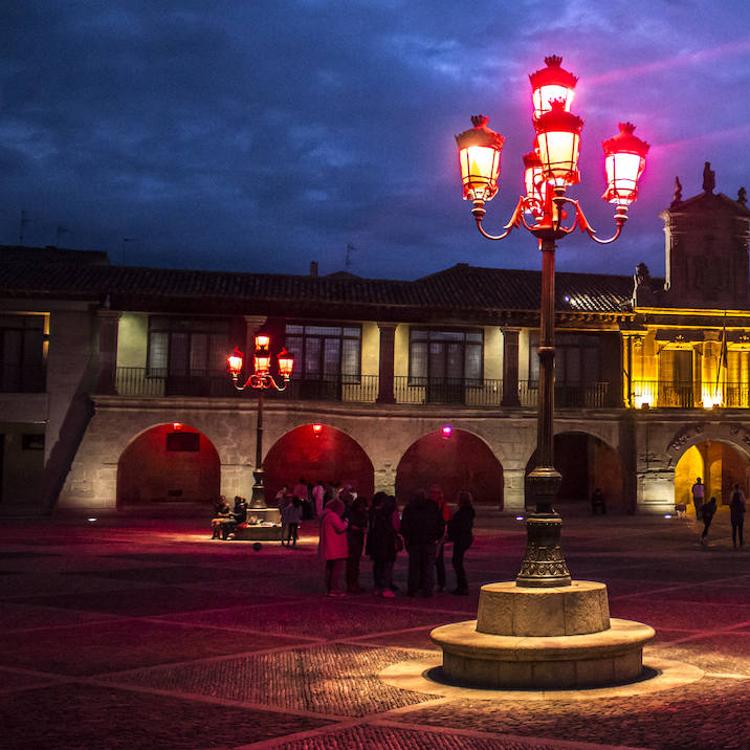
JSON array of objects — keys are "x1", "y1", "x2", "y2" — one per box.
[
  {"x1": 503, "y1": 467, "x2": 527, "y2": 512},
  {"x1": 376, "y1": 322, "x2": 396, "y2": 404},
  {"x1": 96, "y1": 310, "x2": 122, "y2": 395},
  {"x1": 501, "y1": 328, "x2": 520, "y2": 407}
]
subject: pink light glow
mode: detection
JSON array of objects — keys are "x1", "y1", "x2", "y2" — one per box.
[{"x1": 441, "y1": 424, "x2": 453, "y2": 439}]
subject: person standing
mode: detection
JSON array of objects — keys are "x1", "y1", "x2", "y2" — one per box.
[
  {"x1": 318, "y1": 498, "x2": 349, "y2": 596},
  {"x1": 344, "y1": 495, "x2": 368, "y2": 593},
  {"x1": 448, "y1": 491, "x2": 475, "y2": 595},
  {"x1": 366, "y1": 493, "x2": 401, "y2": 598},
  {"x1": 281, "y1": 496, "x2": 302, "y2": 547},
  {"x1": 429, "y1": 485, "x2": 452, "y2": 592},
  {"x1": 700, "y1": 496, "x2": 717, "y2": 547},
  {"x1": 730, "y1": 483, "x2": 746, "y2": 549},
  {"x1": 691, "y1": 477, "x2": 705, "y2": 521},
  {"x1": 401, "y1": 490, "x2": 445, "y2": 597},
  {"x1": 312, "y1": 480, "x2": 325, "y2": 517}
]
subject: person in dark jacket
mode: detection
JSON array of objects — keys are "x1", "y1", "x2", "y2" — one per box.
[
  {"x1": 730, "y1": 483, "x2": 746, "y2": 549},
  {"x1": 366, "y1": 493, "x2": 401, "y2": 598},
  {"x1": 448, "y1": 490, "x2": 475, "y2": 594},
  {"x1": 400, "y1": 490, "x2": 445, "y2": 597},
  {"x1": 344, "y1": 495, "x2": 368, "y2": 592},
  {"x1": 700, "y1": 496, "x2": 717, "y2": 546}
]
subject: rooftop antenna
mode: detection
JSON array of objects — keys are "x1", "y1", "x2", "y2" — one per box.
[
  {"x1": 345, "y1": 242, "x2": 356, "y2": 271},
  {"x1": 18, "y1": 210, "x2": 30, "y2": 245}
]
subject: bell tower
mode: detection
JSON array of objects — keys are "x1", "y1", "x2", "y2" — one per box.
[{"x1": 661, "y1": 163, "x2": 750, "y2": 308}]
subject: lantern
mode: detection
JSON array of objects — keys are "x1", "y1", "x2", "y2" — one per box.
[
  {"x1": 602, "y1": 122, "x2": 649, "y2": 205},
  {"x1": 455, "y1": 115, "x2": 505, "y2": 202},
  {"x1": 227, "y1": 347, "x2": 244, "y2": 377},
  {"x1": 529, "y1": 55, "x2": 578, "y2": 120},
  {"x1": 534, "y1": 99, "x2": 583, "y2": 187},
  {"x1": 523, "y1": 148, "x2": 547, "y2": 206},
  {"x1": 253, "y1": 333, "x2": 271, "y2": 374},
  {"x1": 255, "y1": 333, "x2": 270, "y2": 351},
  {"x1": 277, "y1": 348, "x2": 294, "y2": 380}
]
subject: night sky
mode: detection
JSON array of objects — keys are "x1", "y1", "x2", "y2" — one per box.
[{"x1": 2, "y1": 1, "x2": 750, "y2": 281}]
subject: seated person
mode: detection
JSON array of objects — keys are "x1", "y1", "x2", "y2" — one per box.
[{"x1": 211, "y1": 497, "x2": 233, "y2": 539}]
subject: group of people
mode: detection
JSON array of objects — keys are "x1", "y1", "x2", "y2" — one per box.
[
  {"x1": 691, "y1": 477, "x2": 746, "y2": 548},
  {"x1": 318, "y1": 484, "x2": 475, "y2": 598},
  {"x1": 210, "y1": 496, "x2": 247, "y2": 540}
]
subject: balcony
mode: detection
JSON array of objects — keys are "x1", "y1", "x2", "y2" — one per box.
[
  {"x1": 518, "y1": 380, "x2": 613, "y2": 408},
  {"x1": 393, "y1": 376, "x2": 502, "y2": 406}
]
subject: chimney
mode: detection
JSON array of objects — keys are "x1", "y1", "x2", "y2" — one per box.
[{"x1": 310, "y1": 260, "x2": 319, "y2": 277}]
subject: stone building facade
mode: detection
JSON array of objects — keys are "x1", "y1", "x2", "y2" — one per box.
[{"x1": 2, "y1": 171, "x2": 750, "y2": 519}]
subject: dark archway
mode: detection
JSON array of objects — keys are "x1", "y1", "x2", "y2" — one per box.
[
  {"x1": 396, "y1": 429, "x2": 504, "y2": 508},
  {"x1": 117, "y1": 423, "x2": 220, "y2": 508},
  {"x1": 263, "y1": 424, "x2": 374, "y2": 501},
  {"x1": 525, "y1": 432, "x2": 624, "y2": 513},
  {"x1": 675, "y1": 440, "x2": 750, "y2": 517}
]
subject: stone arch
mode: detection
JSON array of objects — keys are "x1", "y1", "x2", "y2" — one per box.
[
  {"x1": 263, "y1": 423, "x2": 375, "y2": 501},
  {"x1": 665, "y1": 422, "x2": 750, "y2": 469},
  {"x1": 674, "y1": 439, "x2": 750, "y2": 517},
  {"x1": 116, "y1": 422, "x2": 221, "y2": 508},
  {"x1": 525, "y1": 431, "x2": 624, "y2": 513},
  {"x1": 395, "y1": 428, "x2": 504, "y2": 508}
]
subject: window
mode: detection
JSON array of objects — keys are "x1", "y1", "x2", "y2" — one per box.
[
  {"x1": 529, "y1": 332, "x2": 601, "y2": 384},
  {"x1": 0, "y1": 315, "x2": 45, "y2": 393},
  {"x1": 166, "y1": 432, "x2": 200, "y2": 452},
  {"x1": 147, "y1": 317, "x2": 229, "y2": 377},
  {"x1": 284, "y1": 324, "x2": 361, "y2": 382},
  {"x1": 409, "y1": 329, "x2": 483, "y2": 385}
]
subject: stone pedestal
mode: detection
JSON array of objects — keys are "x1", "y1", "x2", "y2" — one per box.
[
  {"x1": 234, "y1": 507, "x2": 282, "y2": 541},
  {"x1": 431, "y1": 580, "x2": 654, "y2": 690}
]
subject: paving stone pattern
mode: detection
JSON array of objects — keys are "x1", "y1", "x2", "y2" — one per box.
[{"x1": 0, "y1": 515, "x2": 749, "y2": 749}]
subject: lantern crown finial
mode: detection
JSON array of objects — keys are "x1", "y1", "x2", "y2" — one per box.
[
  {"x1": 455, "y1": 115, "x2": 506, "y2": 150},
  {"x1": 471, "y1": 114, "x2": 490, "y2": 128},
  {"x1": 544, "y1": 54, "x2": 563, "y2": 67}
]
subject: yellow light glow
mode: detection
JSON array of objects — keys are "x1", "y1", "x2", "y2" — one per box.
[
  {"x1": 633, "y1": 382, "x2": 655, "y2": 409},
  {"x1": 254, "y1": 354, "x2": 271, "y2": 374},
  {"x1": 255, "y1": 333, "x2": 270, "y2": 350},
  {"x1": 459, "y1": 145, "x2": 501, "y2": 201},
  {"x1": 532, "y1": 84, "x2": 574, "y2": 118}
]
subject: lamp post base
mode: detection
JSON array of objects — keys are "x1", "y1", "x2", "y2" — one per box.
[
  {"x1": 516, "y1": 513, "x2": 572, "y2": 588},
  {"x1": 249, "y1": 469, "x2": 268, "y2": 510}
]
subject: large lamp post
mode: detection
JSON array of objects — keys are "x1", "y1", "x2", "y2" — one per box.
[
  {"x1": 456, "y1": 55, "x2": 649, "y2": 588},
  {"x1": 227, "y1": 334, "x2": 294, "y2": 510}
]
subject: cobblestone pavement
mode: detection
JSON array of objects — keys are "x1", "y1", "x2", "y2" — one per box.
[{"x1": 0, "y1": 513, "x2": 749, "y2": 749}]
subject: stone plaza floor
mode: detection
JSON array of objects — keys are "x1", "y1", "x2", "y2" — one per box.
[{"x1": 0, "y1": 511, "x2": 749, "y2": 750}]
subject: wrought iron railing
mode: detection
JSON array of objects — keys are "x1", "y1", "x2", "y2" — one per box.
[
  {"x1": 112, "y1": 368, "x2": 378, "y2": 402},
  {"x1": 630, "y1": 381, "x2": 750, "y2": 409},
  {"x1": 519, "y1": 380, "x2": 612, "y2": 408},
  {"x1": 393, "y1": 376, "x2": 503, "y2": 406}
]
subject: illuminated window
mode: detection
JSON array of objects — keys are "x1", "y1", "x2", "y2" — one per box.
[
  {"x1": 409, "y1": 329, "x2": 483, "y2": 387},
  {"x1": 284, "y1": 323, "x2": 361, "y2": 383},
  {"x1": 147, "y1": 317, "x2": 229, "y2": 377}
]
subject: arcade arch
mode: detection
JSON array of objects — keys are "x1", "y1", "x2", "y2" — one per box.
[
  {"x1": 525, "y1": 431, "x2": 624, "y2": 513},
  {"x1": 117, "y1": 423, "x2": 220, "y2": 508},
  {"x1": 263, "y1": 424, "x2": 374, "y2": 501},
  {"x1": 674, "y1": 440, "x2": 750, "y2": 518},
  {"x1": 395, "y1": 428, "x2": 504, "y2": 508}
]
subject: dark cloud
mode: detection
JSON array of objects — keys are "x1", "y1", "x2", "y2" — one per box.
[{"x1": 1, "y1": 1, "x2": 749, "y2": 279}]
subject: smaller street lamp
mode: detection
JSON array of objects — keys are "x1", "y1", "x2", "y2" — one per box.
[{"x1": 227, "y1": 334, "x2": 294, "y2": 509}]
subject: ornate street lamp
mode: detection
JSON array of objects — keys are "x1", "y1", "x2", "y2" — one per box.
[
  {"x1": 227, "y1": 334, "x2": 294, "y2": 509},
  {"x1": 456, "y1": 56, "x2": 649, "y2": 588}
]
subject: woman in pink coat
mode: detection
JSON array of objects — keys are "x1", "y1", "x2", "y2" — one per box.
[{"x1": 318, "y1": 497, "x2": 349, "y2": 596}]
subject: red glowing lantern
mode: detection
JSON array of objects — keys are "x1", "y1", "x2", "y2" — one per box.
[
  {"x1": 312, "y1": 423, "x2": 323, "y2": 436},
  {"x1": 227, "y1": 347, "x2": 244, "y2": 377},
  {"x1": 277, "y1": 348, "x2": 294, "y2": 380},
  {"x1": 441, "y1": 424, "x2": 453, "y2": 439},
  {"x1": 255, "y1": 333, "x2": 270, "y2": 350},
  {"x1": 523, "y1": 148, "x2": 547, "y2": 206},
  {"x1": 534, "y1": 99, "x2": 583, "y2": 187},
  {"x1": 173, "y1": 422, "x2": 182, "y2": 431},
  {"x1": 529, "y1": 55, "x2": 578, "y2": 120},
  {"x1": 602, "y1": 122, "x2": 650, "y2": 205},
  {"x1": 455, "y1": 115, "x2": 505, "y2": 202}
]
